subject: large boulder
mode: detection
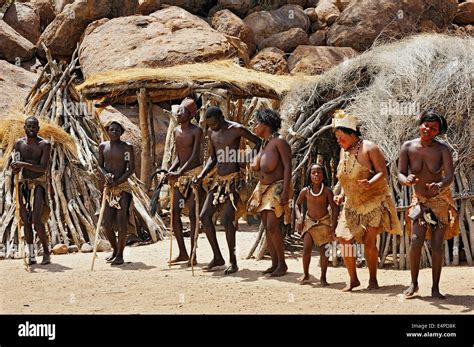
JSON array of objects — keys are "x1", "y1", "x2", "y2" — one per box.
[
  {"x1": 288, "y1": 45, "x2": 357, "y2": 75},
  {"x1": 250, "y1": 47, "x2": 289, "y2": 75},
  {"x1": 0, "y1": 21, "x2": 36, "y2": 63},
  {"x1": 212, "y1": 9, "x2": 256, "y2": 56},
  {"x1": 37, "y1": 0, "x2": 162, "y2": 60},
  {"x1": 217, "y1": 0, "x2": 252, "y2": 17},
  {"x1": 259, "y1": 27, "x2": 308, "y2": 52},
  {"x1": 454, "y1": 1, "x2": 474, "y2": 25},
  {"x1": 17, "y1": 0, "x2": 56, "y2": 31},
  {"x1": 315, "y1": 0, "x2": 340, "y2": 25},
  {"x1": 53, "y1": 0, "x2": 75, "y2": 14},
  {"x1": 244, "y1": 5, "x2": 310, "y2": 48},
  {"x1": 137, "y1": 0, "x2": 161, "y2": 15},
  {"x1": 0, "y1": 60, "x2": 38, "y2": 117},
  {"x1": 335, "y1": 0, "x2": 353, "y2": 11},
  {"x1": 161, "y1": 0, "x2": 214, "y2": 15},
  {"x1": 309, "y1": 29, "x2": 327, "y2": 46},
  {"x1": 304, "y1": 7, "x2": 319, "y2": 22},
  {"x1": 327, "y1": 0, "x2": 459, "y2": 52},
  {"x1": 79, "y1": 7, "x2": 249, "y2": 77},
  {"x1": 3, "y1": 2, "x2": 41, "y2": 44}
]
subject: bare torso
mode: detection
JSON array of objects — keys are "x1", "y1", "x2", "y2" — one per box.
[
  {"x1": 404, "y1": 139, "x2": 446, "y2": 198},
  {"x1": 101, "y1": 141, "x2": 133, "y2": 178},
  {"x1": 17, "y1": 137, "x2": 49, "y2": 179},
  {"x1": 251, "y1": 136, "x2": 286, "y2": 185},
  {"x1": 302, "y1": 186, "x2": 332, "y2": 220},
  {"x1": 175, "y1": 124, "x2": 201, "y2": 172},
  {"x1": 210, "y1": 121, "x2": 243, "y2": 176}
]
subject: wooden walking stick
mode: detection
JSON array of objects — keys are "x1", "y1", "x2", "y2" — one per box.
[
  {"x1": 90, "y1": 186, "x2": 109, "y2": 271},
  {"x1": 169, "y1": 183, "x2": 174, "y2": 268},
  {"x1": 191, "y1": 185, "x2": 200, "y2": 276},
  {"x1": 15, "y1": 170, "x2": 29, "y2": 272}
]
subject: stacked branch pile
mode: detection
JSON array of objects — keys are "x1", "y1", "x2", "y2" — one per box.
[{"x1": 0, "y1": 45, "x2": 167, "y2": 258}]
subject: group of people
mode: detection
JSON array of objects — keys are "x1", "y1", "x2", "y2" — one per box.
[{"x1": 11, "y1": 99, "x2": 458, "y2": 298}]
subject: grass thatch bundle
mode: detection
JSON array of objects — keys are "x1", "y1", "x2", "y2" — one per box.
[
  {"x1": 0, "y1": 113, "x2": 78, "y2": 168},
  {"x1": 281, "y1": 33, "x2": 473, "y2": 269},
  {"x1": 77, "y1": 60, "x2": 318, "y2": 105}
]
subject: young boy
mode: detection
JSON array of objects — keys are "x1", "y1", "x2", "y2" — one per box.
[
  {"x1": 295, "y1": 164, "x2": 339, "y2": 285},
  {"x1": 98, "y1": 120, "x2": 135, "y2": 265}
]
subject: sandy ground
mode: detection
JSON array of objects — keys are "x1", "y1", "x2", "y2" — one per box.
[{"x1": 1, "y1": 223, "x2": 473, "y2": 314}]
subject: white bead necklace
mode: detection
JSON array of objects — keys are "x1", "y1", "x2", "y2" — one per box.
[{"x1": 309, "y1": 183, "x2": 324, "y2": 197}]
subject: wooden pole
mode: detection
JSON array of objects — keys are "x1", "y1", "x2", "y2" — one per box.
[
  {"x1": 191, "y1": 186, "x2": 200, "y2": 276},
  {"x1": 15, "y1": 171, "x2": 29, "y2": 272},
  {"x1": 399, "y1": 212, "x2": 405, "y2": 270},
  {"x1": 90, "y1": 187, "x2": 108, "y2": 271},
  {"x1": 148, "y1": 100, "x2": 156, "y2": 174},
  {"x1": 169, "y1": 185, "x2": 174, "y2": 268},
  {"x1": 138, "y1": 88, "x2": 152, "y2": 189}
]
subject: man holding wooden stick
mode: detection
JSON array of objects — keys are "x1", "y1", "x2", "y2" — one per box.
[
  {"x1": 98, "y1": 120, "x2": 135, "y2": 266},
  {"x1": 11, "y1": 116, "x2": 52, "y2": 266},
  {"x1": 398, "y1": 110, "x2": 458, "y2": 299},
  {"x1": 166, "y1": 98, "x2": 204, "y2": 266},
  {"x1": 194, "y1": 106, "x2": 261, "y2": 275}
]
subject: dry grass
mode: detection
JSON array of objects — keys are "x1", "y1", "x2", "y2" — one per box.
[
  {"x1": 77, "y1": 60, "x2": 318, "y2": 100},
  {"x1": 283, "y1": 33, "x2": 473, "y2": 173},
  {"x1": 0, "y1": 112, "x2": 78, "y2": 168}
]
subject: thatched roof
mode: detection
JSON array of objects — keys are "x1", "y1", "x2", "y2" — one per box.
[{"x1": 77, "y1": 60, "x2": 318, "y2": 105}]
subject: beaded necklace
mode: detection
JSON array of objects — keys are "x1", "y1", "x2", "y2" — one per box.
[
  {"x1": 343, "y1": 139, "x2": 362, "y2": 175},
  {"x1": 262, "y1": 132, "x2": 280, "y2": 149},
  {"x1": 309, "y1": 183, "x2": 324, "y2": 197}
]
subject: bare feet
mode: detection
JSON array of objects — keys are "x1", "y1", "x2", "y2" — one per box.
[
  {"x1": 186, "y1": 258, "x2": 197, "y2": 267},
  {"x1": 297, "y1": 274, "x2": 311, "y2": 285},
  {"x1": 431, "y1": 288, "x2": 446, "y2": 299},
  {"x1": 320, "y1": 278, "x2": 329, "y2": 287},
  {"x1": 105, "y1": 253, "x2": 116, "y2": 263},
  {"x1": 367, "y1": 279, "x2": 380, "y2": 290},
  {"x1": 41, "y1": 253, "x2": 51, "y2": 265},
  {"x1": 169, "y1": 255, "x2": 190, "y2": 264},
  {"x1": 224, "y1": 264, "x2": 239, "y2": 275},
  {"x1": 111, "y1": 256, "x2": 124, "y2": 266},
  {"x1": 342, "y1": 279, "x2": 360, "y2": 292},
  {"x1": 270, "y1": 264, "x2": 288, "y2": 277},
  {"x1": 203, "y1": 258, "x2": 225, "y2": 270},
  {"x1": 403, "y1": 283, "x2": 419, "y2": 298},
  {"x1": 262, "y1": 265, "x2": 277, "y2": 275}
]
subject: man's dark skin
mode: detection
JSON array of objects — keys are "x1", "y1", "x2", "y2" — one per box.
[
  {"x1": 98, "y1": 122, "x2": 135, "y2": 266},
  {"x1": 195, "y1": 107, "x2": 261, "y2": 274},
  {"x1": 398, "y1": 119, "x2": 454, "y2": 299},
  {"x1": 11, "y1": 117, "x2": 52, "y2": 265},
  {"x1": 166, "y1": 103, "x2": 203, "y2": 266}
]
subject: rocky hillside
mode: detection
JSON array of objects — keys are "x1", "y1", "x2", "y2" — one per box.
[{"x1": 0, "y1": 0, "x2": 472, "y2": 115}]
